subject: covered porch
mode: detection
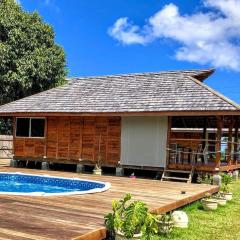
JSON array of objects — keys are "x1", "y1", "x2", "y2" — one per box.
[{"x1": 167, "y1": 115, "x2": 240, "y2": 172}]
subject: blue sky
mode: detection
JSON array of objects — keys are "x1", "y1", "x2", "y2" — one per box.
[{"x1": 20, "y1": 0, "x2": 239, "y2": 103}]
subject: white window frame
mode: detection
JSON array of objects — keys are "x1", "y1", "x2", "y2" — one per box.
[{"x1": 15, "y1": 117, "x2": 46, "y2": 139}]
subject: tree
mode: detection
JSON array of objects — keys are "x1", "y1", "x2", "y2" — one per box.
[
  {"x1": 0, "y1": 0, "x2": 67, "y2": 104},
  {"x1": 0, "y1": 0, "x2": 67, "y2": 134}
]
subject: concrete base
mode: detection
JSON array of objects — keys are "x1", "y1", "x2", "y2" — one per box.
[
  {"x1": 213, "y1": 174, "x2": 222, "y2": 186},
  {"x1": 116, "y1": 167, "x2": 124, "y2": 177},
  {"x1": 76, "y1": 164, "x2": 85, "y2": 173},
  {"x1": 10, "y1": 159, "x2": 18, "y2": 168},
  {"x1": 233, "y1": 170, "x2": 239, "y2": 181},
  {"x1": 41, "y1": 162, "x2": 50, "y2": 170}
]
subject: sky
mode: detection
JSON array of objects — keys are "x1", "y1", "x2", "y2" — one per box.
[{"x1": 19, "y1": 0, "x2": 239, "y2": 103}]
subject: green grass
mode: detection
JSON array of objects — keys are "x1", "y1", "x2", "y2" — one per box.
[{"x1": 153, "y1": 180, "x2": 240, "y2": 240}]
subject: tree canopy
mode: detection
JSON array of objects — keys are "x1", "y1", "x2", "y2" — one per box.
[{"x1": 0, "y1": 0, "x2": 67, "y2": 105}]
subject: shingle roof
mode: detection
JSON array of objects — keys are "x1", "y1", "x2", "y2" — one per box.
[{"x1": 0, "y1": 69, "x2": 239, "y2": 115}]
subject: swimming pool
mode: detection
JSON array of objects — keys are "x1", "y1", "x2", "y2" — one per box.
[{"x1": 0, "y1": 172, "x2": 111, "y2": 196}]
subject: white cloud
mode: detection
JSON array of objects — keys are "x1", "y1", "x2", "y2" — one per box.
[
  {"x1": 108, "y1": 18, "x2": 146, "y2": 45},
  {"x1": 108, "y1": 0, "x2": 240, "y2": 71}
]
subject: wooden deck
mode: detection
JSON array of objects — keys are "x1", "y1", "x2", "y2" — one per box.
[{"x1": 0, "y1": 166, "x2": 218, "y2": 240}]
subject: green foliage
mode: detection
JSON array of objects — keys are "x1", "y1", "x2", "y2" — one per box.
[
  {"x1": 157, "y1": 213, "x2": 174, "y2": 236},
  {"x1": 0, "y1": 0, "x2": 67, "y2": 105},
  {"x1": 221, "y1": 173, "x2": 233, "y2": 193},
  {"x1": 105, "y1": 194, "x2": 159, "y2": 239},
  {"x1": 104, "y1": 193, "x2": 131, "y2": 238},
  {"x1": 122, "y1": 200, "x2": 148, "y2": 238},
  {"x1": 197, "y1": 173, "x2": 213, "y2": 184},
  {"x1": 142, "y1": 213, "x2": 159, "y2": 240}
]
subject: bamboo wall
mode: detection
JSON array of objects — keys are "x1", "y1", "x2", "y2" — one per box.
[{"x1": 14, "y1": 116, "x2": 121, "y2": 166}]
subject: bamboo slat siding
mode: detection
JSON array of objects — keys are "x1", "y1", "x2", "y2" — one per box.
[{"x1": 14, "y1": 117, "x2": 121, "y2": 165}]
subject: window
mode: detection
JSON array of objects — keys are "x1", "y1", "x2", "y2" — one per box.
[
  {"x1": 16, "y1": 118, "x2": 30, "y2": 137},
  {"x1": 16, "y1": 118, "x2": 45, "y2": 138}
]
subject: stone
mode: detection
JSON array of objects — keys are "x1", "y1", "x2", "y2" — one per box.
[
  {"x1": 116, "y1": 167, "x2": 124, "y2": 177},
  {"x1": 213, "y1": 174, "x2": 222, "y2": 186},
  {"x1": 76, "y1": 164, "x2": 84, "y2": 173},
  {"x1": 233, "y1": 170, "x2": 239, "y2": 181},
  {"x1": 41, "y1": 161, "x2": 50, "y2": 170},
  {"x1": 172, "y1": 211, "x2": 189, "y2": 228},
  {"x1": 10, "y1": 159, "x2": 18, "y2": 167}
]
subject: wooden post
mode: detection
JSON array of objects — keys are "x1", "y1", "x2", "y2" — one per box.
[
  {"x1": 12, "y1": 117, "x2": 16, "y2": 157},
  {"x1": 202, "y1": 117, "x2": 207, "y2": 150},
  {"x1": 215, "y1": 116, "x2": 223, "y2": 168},
  {"x1": 227, "y1": 116, "x2": 234, "y2": 166},
  {"x1": 79, "y1": 117, "x2": 83, "y2": 161},
  {"x1": 44, "y1": 117, "x2": 48, "y2": 158},
  {"x1": 166, "y1": 116, "x2": 172, "y2": 167},
  {"x1": 234, "y1": 117, "x2": 239, "y2": 163}
]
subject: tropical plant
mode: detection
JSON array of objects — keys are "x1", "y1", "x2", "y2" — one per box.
[
  {"x1": 221, "y1": 173, "x2": 233, "y2": 193},
  {"x1": 121, "y1": 200, "x2": 148, "y2": 238},
  {"x1": 104, "y1": 194, "x2": 159, "y2": 239},
  {"x1": 142, "y1": 213, "x2": 159, "y2": 239},
  {"x1": 104, "y1": 193, "x2": 131, "y2": 238}
]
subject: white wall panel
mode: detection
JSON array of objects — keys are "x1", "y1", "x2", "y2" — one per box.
[{"x1": 121, "y1": 117, "x2": 168, "y2": 167}]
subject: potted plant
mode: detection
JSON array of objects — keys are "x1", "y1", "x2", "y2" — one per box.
[
  {"x1": 105, "y1": 194, "x2": 158, "y2": 240},
  {"x1": 220, "y1": 173, "x2": 233, "y2": 201},
  {"x1": 157, "y1": 213, "x2": 174, "y2": 235},
  {"x1": 201, "y1": 193, "x2": 218, "y2": 211},
  {"x1": 212, "y1": 192, "x2": 227, "y2": 206}
]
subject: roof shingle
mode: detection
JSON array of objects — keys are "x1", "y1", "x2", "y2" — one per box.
[{"x1": 0, "y1": 69, "x2": 239, "y2": 115}]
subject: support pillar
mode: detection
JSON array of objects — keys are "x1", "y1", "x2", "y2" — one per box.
[
  {"x1": 76, "y1": 163, "x2": 84, "y2": 173},
  {"x1": 41, "y1": 161, "x2": 50, "y2": 170},
  {"x1": 213, "y1": 174, "x2": 222, "y2": 186},
  {"x1": 233, "y1": 170, "x2": 239, "y2": 181},
  {"x1": 227, "y1": 116, "x2": 234, "y2": 166},
  {"x1": 10, "y1": 159, "x2": 18, "y2": 168},
  {"x1": 234, "y1": 117, "x2": 239, "y2": 163},
  {"x1": 215, "y1": 116, "x2": 223, "y2": 169},
  {"x1": 116, "y1": 166, "x2": 124, "y2": 177}
]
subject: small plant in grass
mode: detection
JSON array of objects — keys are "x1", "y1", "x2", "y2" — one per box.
[
  {"x1": 221, "y1": 173, "x2": 233, "y2": 200},
  {"x1": 197, "y1": 173, "x2": 213, "y2": 184},
  {"x1": 212, "y1": 192, "x2": 227, "y2": 206},
  {"x1": 157, "y1": 213, "x2": 174, "y2": 236},
  {"x1": 201, "y1": 193, "x2": 218, "y2": 211}
]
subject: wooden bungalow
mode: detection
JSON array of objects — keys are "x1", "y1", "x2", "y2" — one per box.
[{"x1": 0, "y1": 69, "x2": 239, "y2": 175}]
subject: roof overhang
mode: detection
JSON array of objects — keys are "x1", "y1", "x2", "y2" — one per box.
[{"x1": 1, "y1": 110, "x2": 240, "y2": 117}]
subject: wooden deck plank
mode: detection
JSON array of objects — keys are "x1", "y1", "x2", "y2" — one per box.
[{"x1": 0, "y1": 166, "x2": 218, "y2": 240}]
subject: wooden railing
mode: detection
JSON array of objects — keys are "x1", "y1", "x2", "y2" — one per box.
[{"x1": 167, "y1": 138, "x2": 240, "y2": 167}]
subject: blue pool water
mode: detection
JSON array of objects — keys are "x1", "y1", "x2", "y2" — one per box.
[{"x1": 0, "y1": 172, "x2": 110, "y2": 196}]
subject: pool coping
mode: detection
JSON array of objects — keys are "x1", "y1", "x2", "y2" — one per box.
[{"x1": 0, "y1": 172, "x2": 111, "y2": 196}]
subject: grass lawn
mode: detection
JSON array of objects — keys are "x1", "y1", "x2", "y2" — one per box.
[{"x1": 154, "y1": 180, "x2": 240, "y2": 240}]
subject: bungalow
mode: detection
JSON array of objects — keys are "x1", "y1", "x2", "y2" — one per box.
[{"x1": 0, "y1": 69, "x2": 239, "y2": 177}]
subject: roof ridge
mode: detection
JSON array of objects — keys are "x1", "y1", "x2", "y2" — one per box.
[
  {"x1": 69, "y1": 68, "x2": 214, "y2": 80},
  {"x1": 188, "y1": 76, "x2": 240, "y2": 110}
]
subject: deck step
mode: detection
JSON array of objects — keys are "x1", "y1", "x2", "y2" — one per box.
[
  {"x1": 162, "y1": 176, "x2": 189, "y2": 181},
  {"x1": 161, "y1": 167, "x2": 194, "y2": 183},
  {"x1": 164, "y1": 169, "x2": 191, "y2": 174}
]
